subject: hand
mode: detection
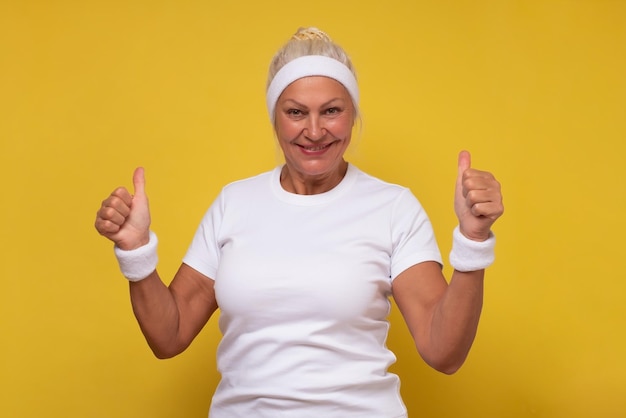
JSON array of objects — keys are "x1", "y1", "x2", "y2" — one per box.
[
  {"x1": 454, "y1": 151, "x2": 503, "y2": 241},
  {"x1": 95, "y1": 167, "x2": 151, "y2": 250}
]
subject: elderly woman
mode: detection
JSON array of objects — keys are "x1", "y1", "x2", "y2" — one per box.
[{"x1": 95, "y1": 27, "x2": 503, "y2": 418}]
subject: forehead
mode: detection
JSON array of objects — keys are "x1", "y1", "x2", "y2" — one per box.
[{"x1": 280, "y1": 76, "x2": 351, "y2": 103}]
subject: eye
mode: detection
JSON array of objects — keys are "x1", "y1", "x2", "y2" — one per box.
[
  {"x1": 325, "y1": 107, "x2": 341, "y2": 115},
  {"x1": 287, "y1": 108, "x2": 304, "y2": 116}
]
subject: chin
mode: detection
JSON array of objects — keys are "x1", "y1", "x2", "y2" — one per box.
[{"x1": 298, "y1": 160, "x2": 343, "y2": 176}]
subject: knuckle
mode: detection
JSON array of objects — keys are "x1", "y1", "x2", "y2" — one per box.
[
  {"x1": 95, "y1": 219, "x2": 117, "y2": 235},
  {"x1": 465, "y1": 189, "x2": 478, "y2": 203},
  {"x1": 100, "y1": 206, "x2": 117, "y2": 219},
  {"x1": 112, "y1": 187, "x2": 131, "y2": 203}
]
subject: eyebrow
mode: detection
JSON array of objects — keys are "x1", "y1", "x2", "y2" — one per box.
[{"x1": 281, "y1": 97, "x2": 346, "y2": 109}]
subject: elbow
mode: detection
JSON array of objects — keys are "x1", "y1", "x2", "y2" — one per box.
[
  {"x1": 153, "y1": 350, "x2": 178, "y2": 360},
  {"x1": 435, "y1": 361, "x2": 463, "y2": 375},
  {"x1": 422, "y1": 350, "x2": 469, "y2": 375},
  {"x1": 148, "y1": 341, "x2": 187, "y2": 360}
]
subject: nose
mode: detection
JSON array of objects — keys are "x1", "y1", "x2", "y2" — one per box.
[{"x1": 304, "y1": 115, "x2": 325, "y2": 141}]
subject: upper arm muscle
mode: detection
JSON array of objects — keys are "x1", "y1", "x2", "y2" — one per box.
[
  {"x1": 392, "y1": 261, "x2": 447, "y2": 354},
  {"x1": 169, "y1": 263, "x2": 219, "y2": 348}
]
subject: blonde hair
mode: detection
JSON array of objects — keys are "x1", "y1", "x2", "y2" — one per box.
[
  {"x1": 267, "y1": 28, "x2": 356, "y2": 86},
  {"x1": 266, "y1": 27, "x2": 360, "y2": 122}
]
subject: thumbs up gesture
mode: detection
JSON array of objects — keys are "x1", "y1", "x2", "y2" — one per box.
[
  {"x1": 454, "y1": 151, "x2": 504, "y2": 241},
  {"x1": 95, "y1": 167, "x2": 152, "y2": 250}
]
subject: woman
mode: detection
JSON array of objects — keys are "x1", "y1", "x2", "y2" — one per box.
[{"x1": 95, "y1": 27, "x2": 503, "y2": 417}]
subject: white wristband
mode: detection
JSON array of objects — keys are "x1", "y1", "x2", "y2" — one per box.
[
  {"x1": 449, "y1": 226, "x2": 495, "y2": 272},
  {"x1": 114, "y1": 231, "x2": 158, "y2": 282}
]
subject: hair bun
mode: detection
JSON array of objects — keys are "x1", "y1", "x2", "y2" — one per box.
[{"x1": 291, "y1": 27, "x2": 332, "y2": 42}]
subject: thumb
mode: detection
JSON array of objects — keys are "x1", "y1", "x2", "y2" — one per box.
[
  {"x1": 456, "y1": 150, "x2": 471, "y2": 192},
  {"x1": 457, "y1": 150, "x2": 471, "y2": 178},
  {"x1": 132, "y1": 167, "x2": 146, "y2": 198},
  {"x1": 454, "y1": 149, "x2": 471, "y2": 216},
  {"x1": 114, "y1": 167, "x2": 151, "y2": 250}
]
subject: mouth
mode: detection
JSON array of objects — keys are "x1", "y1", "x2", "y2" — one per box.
[{"x1": 297, "y1": 142, "x2": 334, "y2": 154}]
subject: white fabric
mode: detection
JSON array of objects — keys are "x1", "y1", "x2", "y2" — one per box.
[
  {"x1": 266, "y1": 55, "x2": 360, "y2": 121},
  {"x1": 449, "y1": 225, "x2": 496, "y2": 271},
  {"x1": 114, "y1": 231, "x2": 158, "y2": 281},
  {"x1": 183, "y1": 164, "x2": 442, "y2": 418}
]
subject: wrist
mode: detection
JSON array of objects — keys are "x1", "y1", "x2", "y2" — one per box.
[
  {"x1": 458, "y1": 226, "x2": 490, "y2": 242},
  {"x1": 449, "y1": 226, "x2": 495, "y2": 272},
  {"x1": 116, "y1": 233, "x2": 151, "y2": 251},
  {"x1": 114, "y1": 231, "x2": 158, "y2": 281}
]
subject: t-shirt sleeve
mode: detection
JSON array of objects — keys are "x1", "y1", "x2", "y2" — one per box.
[
  {"x1": 182, "y1": 192, "x2": 225, "y2": 281},
  {"x1": 390, "y1": 189, "x2": 443, "y2": 280}
]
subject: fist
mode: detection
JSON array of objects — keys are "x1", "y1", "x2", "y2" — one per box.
[
  {"x1": 95, "y1": 167, "x2": 151, "y2": 250},
  {"x1": 454, "y1": 151, "x2": 504, "y2": 241}
]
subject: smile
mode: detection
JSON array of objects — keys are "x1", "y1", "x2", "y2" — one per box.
[{"x1": 298, "y1": 143, "x2": 333, "y2": 152}]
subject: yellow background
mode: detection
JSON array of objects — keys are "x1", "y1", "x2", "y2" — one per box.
[{"x1": 1, "y1": 1, "x2": 625, "y2": 417}]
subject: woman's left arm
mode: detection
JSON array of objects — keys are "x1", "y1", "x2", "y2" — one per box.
[
  {"x1": 392, "y1": 262, "x2": 484, "y2": 374},
  {"x1": 392, "y1": 151, "x2": 503, "y2": 374}
]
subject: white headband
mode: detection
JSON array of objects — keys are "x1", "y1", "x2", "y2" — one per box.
[{"x1": 266, "y1": 55, "x2": 359, "y2": 121}]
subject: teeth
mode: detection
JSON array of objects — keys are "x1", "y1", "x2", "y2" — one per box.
[{"x1": 304, "y1": 145, "x2": 328, "y2": 151}]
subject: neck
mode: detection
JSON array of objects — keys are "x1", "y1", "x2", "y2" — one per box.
[{"x1": 280, "y1": 161, "x2": 348, "y2": 195}]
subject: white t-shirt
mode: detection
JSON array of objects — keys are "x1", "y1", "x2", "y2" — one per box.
[{"x1": 183, "y1": 164, "x2": 442, "y2": 418}]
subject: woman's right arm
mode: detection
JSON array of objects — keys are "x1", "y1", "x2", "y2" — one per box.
[
  {"x1": 128, "y1": 265, "x2": 218, "y2": 359},
  {"x1": 95, "y1": 167, "x2": 217, "y2": 359}
]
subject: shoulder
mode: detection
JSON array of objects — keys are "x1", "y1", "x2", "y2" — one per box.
[
  {"x1": 348, "y1": 165, "x2": 431, "y2": 224},
  {"x1": 203, "y1": 168, "x2": 277, "y2": 217},
  {"x1": 349, "y1": 165, "x2": 416, "y2": 202},
  {"x1": 214, "y1": 168, "x2": 278, "y2": 204},
  {"x1": 221, "y1": 168, "x2": 276, "y2": 193},
  {"x1": 350, "y1": 165, "x2": 407, "y2": 190}
]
